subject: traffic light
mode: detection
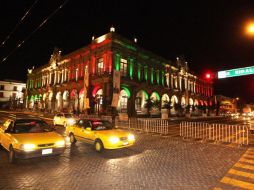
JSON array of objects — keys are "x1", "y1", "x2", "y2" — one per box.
[
  {"x1": 205, "y1": 73, "x2": 211, "y2": 79},
  {"x1": 204, "y1": 71, "x2": 215, "y2": 81}
]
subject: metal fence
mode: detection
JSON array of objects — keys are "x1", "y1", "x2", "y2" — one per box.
[
  {"x1": 180, "y1": 122, "x2": 249, "y2": 145},
  {"x1": 118, "y1": 118, "x2": 170, "y2": 135}
]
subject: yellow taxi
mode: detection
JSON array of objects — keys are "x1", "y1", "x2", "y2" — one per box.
[
  {"x1": 0, "y1": 118, "x2": 66, "y2": 163},
  {"x1": 53, "y1": 113, "x2": 77, "y2": 127},
  {"x1": 65, "y1": 119, "x2": 135, "y2": 152}
]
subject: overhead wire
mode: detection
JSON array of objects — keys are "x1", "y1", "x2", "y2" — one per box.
[
  {"x1": 1, "y1": 0, "x2": 70, "y2": 64},
  {"x1": 0, "y1": 0, "x2": 40, "y2": 48}
]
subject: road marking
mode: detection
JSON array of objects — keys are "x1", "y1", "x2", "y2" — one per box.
[
  {"x1": 240, "y1": 157, "x2": 254, "y2": 165},
  {"x1": 228, "y1": 168, "x2": 254, "y2": 179},
  {"x1": 221, "y1": 176, "x2": 254, "y2": 190},
  {"x1": 215, "y1": 148, "x2": 254, "y2": 190},
  {"x1": 234, "y1": 162, "x2": 254, "y2": 170}
]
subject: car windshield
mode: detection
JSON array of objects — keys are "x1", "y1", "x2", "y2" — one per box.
[
  {"x1": 14, "y1": 120, "x2": 53, "y2": 134},
  {"x1": 64, "y1": 114, "x2": 73, "y2": 118},
  {"x1": 91, "y1": 121, "x2": 114, "y2": 131}
]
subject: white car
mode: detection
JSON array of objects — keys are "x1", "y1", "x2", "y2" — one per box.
[{"x1": 53, "y1": 113, "x2": 77, "y2": 127}]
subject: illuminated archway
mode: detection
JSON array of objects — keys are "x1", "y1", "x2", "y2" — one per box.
[
  {"x1": 79, "y1": 88, "x2": 84, "y2": 112},
  {"x1": 194, "y1": 99, "x2": 199, "y2": 106},
  {"x1": 151, "y1": 92, "x2": 160, "y2": 101},
  {"x1": 92, "y1": 85, "x2": 102, "y2": 97},
  {"x1": 56, "y1": 91, "x2": 62, "y2": 111},
  {"x1": 42, "y1": 93, "x2": 48, "y2": 109},
  {"x1": 95, "y1": 89, "x2": 103, "y2": 114},
  {"x1": 63, "y1": 90, "x2": 69, "y2": 109},
  {"x1": 170, "y1": 95, "x2": 178, "y2": 115},
  {"x1": 48, "y1": 91, "x2": 53, "y2": 110},
  {"x1": 70, "y1": 89, "x2": 78, "y2": 112},
  {"x1": 150, "y1": 92, "x2": 160, "y2": 114},
  {"x1": 135, "y1": 90, "x2": 148, "y2": 114},
  {"x1": 189, "y1": 98, "x2": 194, "y2": 105},
  {"x1": 181, "y1": 96, "x2": 186, "y2": 108},
  {"x1": 121, "y1": 85, "x2": 131, "y2": 98},
  {"x1": 161, "y1": 94, "x2": 170, "y2": 108},
  {"x1": 117, "y1": 89, "x2": 128, "y2": 113}
]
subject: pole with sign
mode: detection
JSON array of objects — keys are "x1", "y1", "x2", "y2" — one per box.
[{"x1": 218, "y1": 66, "x2": 254, "y2": 79}]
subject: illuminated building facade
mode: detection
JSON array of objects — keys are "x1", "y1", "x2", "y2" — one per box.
[
  {"x1": 0, "y1": 80, "x2": 26, "y2": 108},
  {"x1": 26, "y1": 28, "x2": 213, "y2": 117}
]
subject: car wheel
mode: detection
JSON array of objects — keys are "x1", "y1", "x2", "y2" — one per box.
[
  {"x1": 69, "y1": 133, "x2": 76, "y2": 144},
  {"x1": 9, "y1": 145, "x2": 16, "y2": 164},
  {"x1": 94, "y1": 139, "x2": 104, "y2": 153}
]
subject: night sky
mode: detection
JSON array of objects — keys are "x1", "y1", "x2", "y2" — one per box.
[{"x1": 1, "y1": 0, "x2": 254, "y2": 102}]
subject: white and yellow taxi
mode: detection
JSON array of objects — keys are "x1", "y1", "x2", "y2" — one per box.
[
  {"x1": 53, "y1": 113, "x2": 77, "y2": 127},
  {"x1": 65, "y1": 119, "x2": 135, "y2": 152},
  {"x1": 0, "y1": 118, "x2": 66, "y2": 163}
]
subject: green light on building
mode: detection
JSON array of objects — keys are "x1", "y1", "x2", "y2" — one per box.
[
  {"x1": 114, "y1": 53, "x2": 121, "y2": 71},
  {"x1": 121, "y1": 85, "x2": 131, "y2": 98},
  {"x1": 144, "y1": 66, "x2": 148, "y2": 81},
  {"x1": 138, "y1": 64, "x2": 141, "y2": 81},
  {"x1": 156, "y1": 70, "x2": 160, "y2": 84},
  {"x1": 151, "y1": 68, "x2": 154, "y2": 83},
  {"x1": 129, "y1": 58, "x2": 134, "y2": 78}
]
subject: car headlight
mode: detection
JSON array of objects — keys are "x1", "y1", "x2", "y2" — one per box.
[
  {"x1": 21, "y1": 144, "x2": 36, "y2": 151},
  {"x1": 55, "y1": 140, "x2": 65, "y2": 147},
  {"x1": 128, "y1": 134, "x2": 135, "y2": 141},
  {"x1": 109, "y1": 137, "x2": 120, "y2": 144},
  {"x1": 67, "y1": 118, "x2": 76, "y2": 125}
]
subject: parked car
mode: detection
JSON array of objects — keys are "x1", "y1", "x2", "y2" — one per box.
[
  {"x1": 53, "y1": 113, "x2": 77, "y2": 127},
  {"x1": 65, "y1": 119, "x2": 135, "y2": 152},
  {"x1": 0, "y1": 118, "x2": 66, "y2": 163}
]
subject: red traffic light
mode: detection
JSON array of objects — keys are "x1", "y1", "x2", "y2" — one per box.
[{"x1": 205, "y1": 73, "x2": 211, "y2": 79}]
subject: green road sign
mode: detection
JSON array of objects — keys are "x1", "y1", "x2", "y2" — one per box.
[{"x1": 218, "y1": 66, "x2": 254, "y2": 79}]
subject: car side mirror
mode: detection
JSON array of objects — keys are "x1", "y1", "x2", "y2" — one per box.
[{"x1": 86, "y1": 127, "x2": 91, "y2": 131}]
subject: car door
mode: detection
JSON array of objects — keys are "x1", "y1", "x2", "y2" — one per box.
[
  {"x1": 73, "y1": 120, "x2": 86, "y2": 141},
  {"x1": 83, "y1": 121, "x2": 95, "y2": 142},
  {"x1": 1, "y1": 121, "x2": 14, "y2": 150}
]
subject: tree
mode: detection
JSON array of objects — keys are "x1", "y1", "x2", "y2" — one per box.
[{"x1": 144, "y1": 97, "x2": 161, "y2": 117}]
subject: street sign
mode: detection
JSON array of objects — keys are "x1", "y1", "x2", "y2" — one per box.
[{"x1": 218, "y1": 66, "x2": 254, "y2": 79}]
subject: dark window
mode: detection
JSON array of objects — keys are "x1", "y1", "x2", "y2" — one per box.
[
  {"x1": 0, "y1": 85, "x2": 4, "y2": 90},
  {"x1": 77, "y1": 120, "x2": 91, "y2": 128},
  {"x1": 13, "y1": 86, "x2": 17, "y2": 91},
  {"x1": 91, "y1": 120, "x2": 114, "y2": 131},
  {"x1": 14, "y1": 120, "x2": 53, "y2": 134},
  {"x1": 0, "y1": 92, "x2": 3, "y2": 98}
]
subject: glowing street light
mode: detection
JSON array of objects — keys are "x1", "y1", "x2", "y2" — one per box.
[{"x1": 245, "y1": 22, "x2": 254, "y2": 36}]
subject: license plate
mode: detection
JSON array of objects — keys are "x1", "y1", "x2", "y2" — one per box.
[
  {"x1": 123, "y1": 141, "x2": 129, "y2": 145},
  {"x1": 42, "y1": 148, "x2": 53, "y2": 155}
]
